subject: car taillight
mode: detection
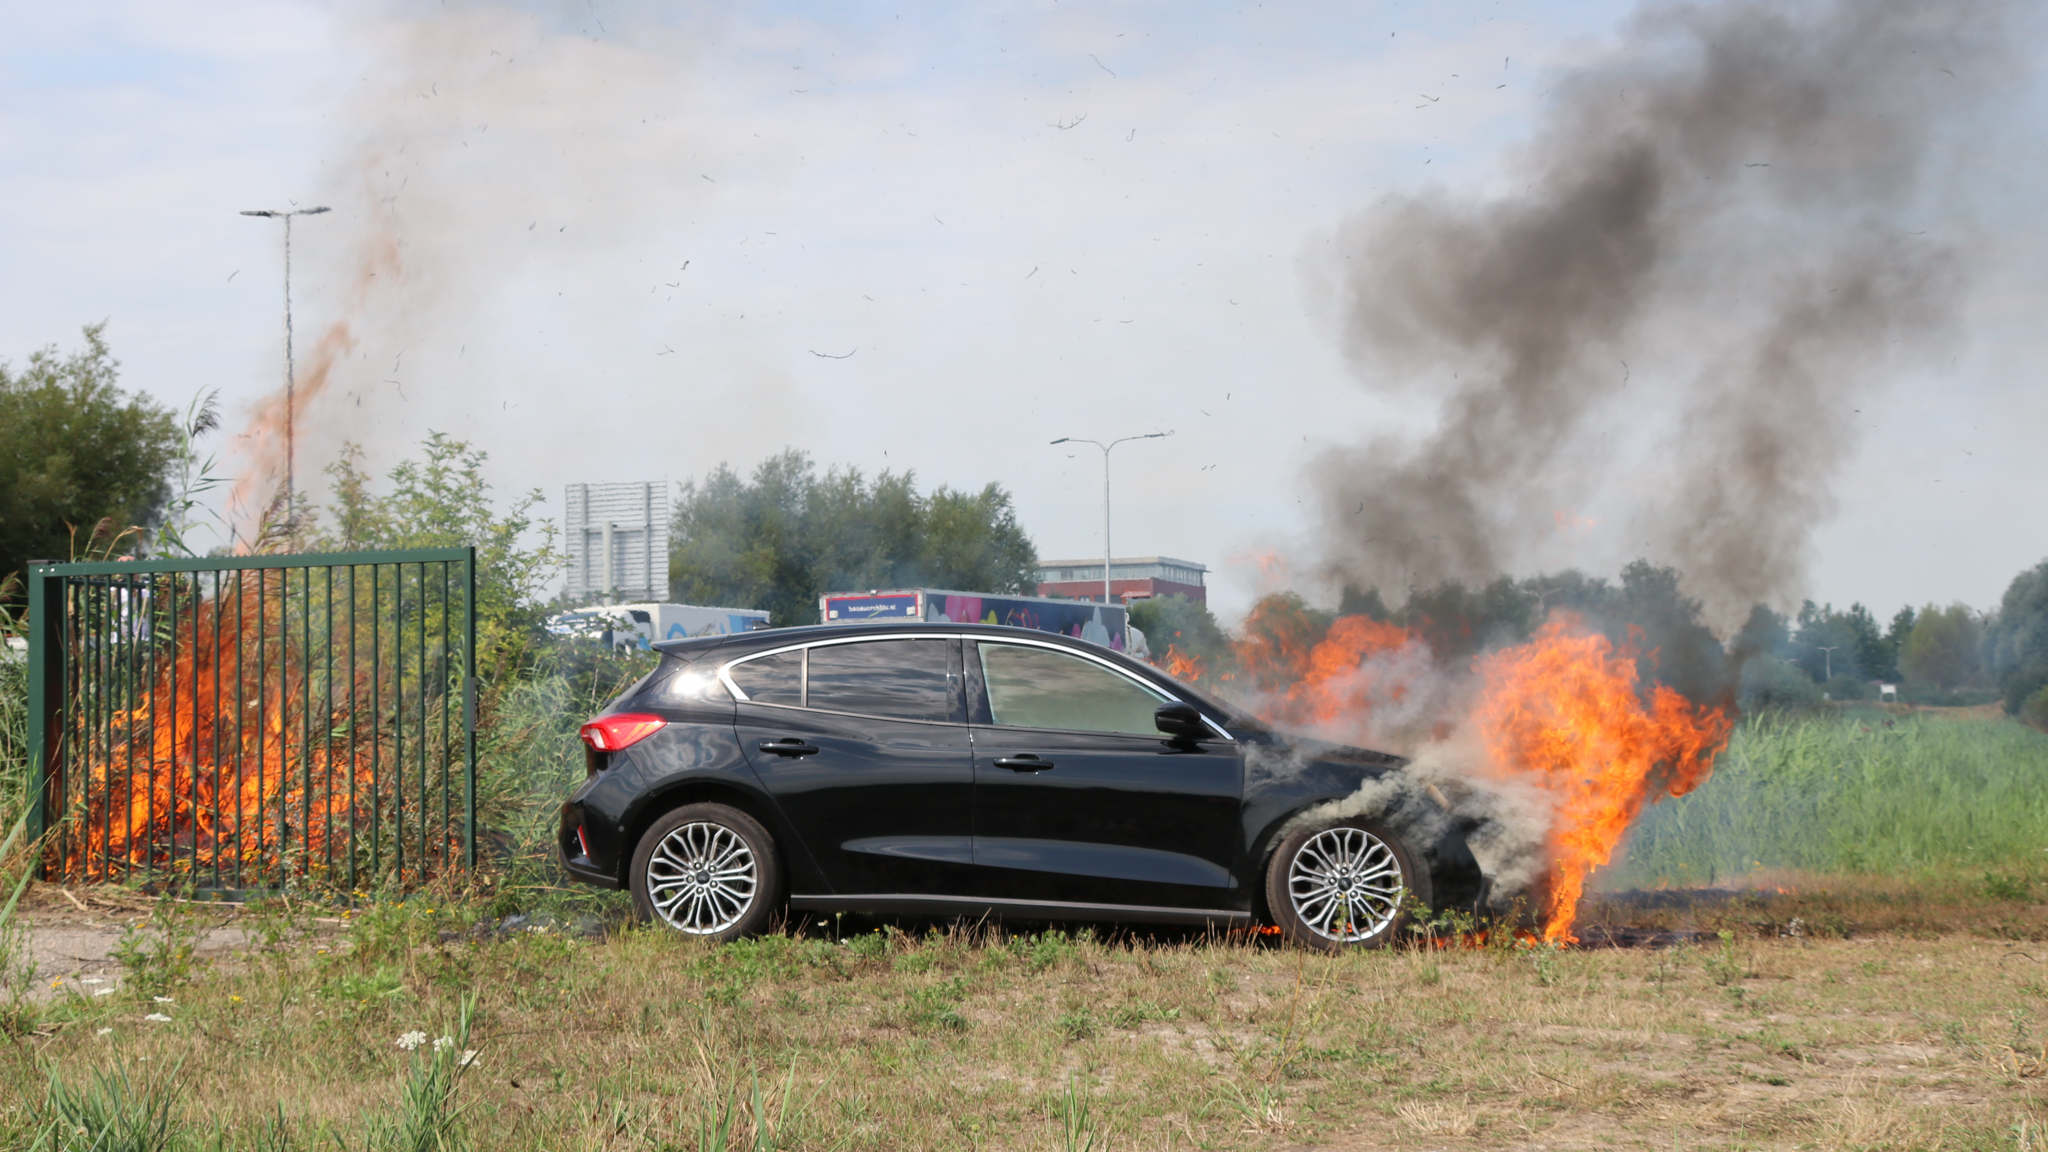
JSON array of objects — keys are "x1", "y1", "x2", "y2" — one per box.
[{"x1": 579, "y1": 713, "x2": 666, "y2": 752}]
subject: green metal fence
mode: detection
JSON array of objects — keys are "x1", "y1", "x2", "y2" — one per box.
[{"x1": 25, "y1": 548, "x2": 477, "y2": 890}]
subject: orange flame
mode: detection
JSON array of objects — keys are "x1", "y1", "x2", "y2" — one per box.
[
  {"x1": 69, "y1": 573, "x2": 455, "y2": 885},
  {"x1": 1163, "y1": 644, "x2": 1206, "y2": 683},
  {"x1": 1475, "y1": 618, "x2": 1732, "y2": 941},
  {"x1": 1167, "y1": 601, "x2": 1733, "y2": 943}
]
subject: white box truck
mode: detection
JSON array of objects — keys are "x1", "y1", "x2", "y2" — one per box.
[{"x1": 546, "y1": 602, "x2": 771, "y2": 651}]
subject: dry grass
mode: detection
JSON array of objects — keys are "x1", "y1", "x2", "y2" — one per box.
[{"x1": 4, "y1": 886, "x2": 2048, "y2": 1151}]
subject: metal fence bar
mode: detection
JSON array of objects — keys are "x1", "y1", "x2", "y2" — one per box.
[
  {"x1": 210, "y1": 570, "x2": 224, "y2": 890},
  {"x1": 465, "y1": 554, "x2": 477, "y2": 869},
  {"x1": 347, "y1": 566, "x2": 359, "y2": 892},
  {"x1": 25, "y1": 548, "x2": 476, "y2": 890}
]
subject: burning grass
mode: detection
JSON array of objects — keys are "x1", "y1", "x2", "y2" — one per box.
[{"x1": 4, "y1": 884, "x2": 2048, "y2": 1151}]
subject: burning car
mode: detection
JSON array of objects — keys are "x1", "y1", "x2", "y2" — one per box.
[{"x1": 559, "y1": 622, "x2": 1485, "y2": 949}]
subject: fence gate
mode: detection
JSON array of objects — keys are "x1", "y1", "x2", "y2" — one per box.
[{"x1": 25, "y1": 548, "x2": 477, "y2": 891}]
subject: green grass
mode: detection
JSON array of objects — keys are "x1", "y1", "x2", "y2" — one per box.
[
  {"x1": 6, "y1": 908, "x2": 2048, "y2": 1150},
  {"x1": 1, "y1": 650, "x2": 26, "y2": 834},
  {"x1": 1607, "y1": 709, "x2": 2048, "y2": 888}
]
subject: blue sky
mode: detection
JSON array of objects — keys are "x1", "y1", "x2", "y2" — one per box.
[{"x1": 4, "y1": 0, "x2": 2044, "y2": 624}]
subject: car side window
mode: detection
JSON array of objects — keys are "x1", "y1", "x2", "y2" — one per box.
[
  {"x1": 977, "y1": 642, "x2": 1168, "y2": 736},
  {"x1": 805, "y1": 639, "x2": 953, "y2": 722},
  {"x1": 728, "y1": 649, "x2": 803, "y2": 706}
]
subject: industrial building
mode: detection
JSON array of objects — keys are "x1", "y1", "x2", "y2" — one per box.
[{"x1": 1033, "y1": 556, "x2": 1208, "y2": 605}]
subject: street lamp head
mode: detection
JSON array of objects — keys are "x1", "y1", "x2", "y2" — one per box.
[
  {"x1": 240, "y1": 210, "x2": 280, "y2": 217},
  {"x1": 300, "y1": 206, "x2": 332, "y2": 215},
  {"x1": 1049, "y1": 437, "x2": 1071, "y2": 445}
]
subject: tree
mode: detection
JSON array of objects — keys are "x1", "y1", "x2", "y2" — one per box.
[
  {"x1": 1845, "y1": 603, "x2": 1896, "y2": 682},
  {"x1": 1984, "y1": 558, "x2": 2048, "y2": 714},
  {"x1": 1609, "y1": 560, "x2": 1729, "y2": 706},
  {"x1": 0, "y1": 325, "x2": 180, "y2": 583},
  {"x1": 1129, "y1": 593, "x2": 1230, "y2": 667},
  {"x1": 1791, "y1": 601, "x2": 1883, "y2": 683},
  {"x1": 1336, "y1": 584, "x2": 1392, "y2": 621},
  {"x1": 1731, "y1": 604, "x2": 1793, "y2": 661},
  {"x1": 1885, "y1": 606, "x2": 1917, "y2": 673},
  {"x1": 304, "y1": 434, "x2": 562, "y2": 664},
  {"x1": 668, "y1": 450, "x2": 1037, "y2": 626},
  {"x1": 1899, "y1": 603, "x2": 1983, "y2": 691}
]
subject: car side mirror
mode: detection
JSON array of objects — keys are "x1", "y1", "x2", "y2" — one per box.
[{"x1": 1155, "y1": 701, "x2": 1206, "y2": 743}]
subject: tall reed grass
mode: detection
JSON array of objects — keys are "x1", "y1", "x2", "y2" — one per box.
[{"x1": 1607, "y1": 709, "x2": 2048, "y2": 888}]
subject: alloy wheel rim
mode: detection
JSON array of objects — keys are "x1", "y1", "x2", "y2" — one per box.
[
  {"x1": 646, "y1": 821, "x2": 757, "y2": 934},
  {"x1": 1287, "y1": 827, "x2": 1403, "y2": 942}
]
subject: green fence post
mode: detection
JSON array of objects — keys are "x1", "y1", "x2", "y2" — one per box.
[
  {"x1": 24, "y1": 561, "x2": 62, "y2": 858},
  {"x1": 463, "y1": 547, "x2": 478, "y2": 871}
]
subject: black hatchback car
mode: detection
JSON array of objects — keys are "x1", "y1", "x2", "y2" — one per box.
[{"x1": 560, "y1": 622, "x2": 1484, "y2": 950}]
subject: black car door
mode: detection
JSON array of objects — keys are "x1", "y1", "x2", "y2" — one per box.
[
  {"x1": 730, "y1": 636, "x2": 975, "y2": 895},
  {"x1": 965, "y1": 638, "x2": 1246, "y2": 910}
]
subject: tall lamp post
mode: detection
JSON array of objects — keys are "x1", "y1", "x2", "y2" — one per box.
[
  {"x1": 239, "y1": 204, "x2": 330, "y2": 512},
  {"x1": 1816, "y1": 645, "x2": 1841, "y2": 681},
  {"x1": 1050, "y1": 430, "x2": 1173, "y2": 604}
]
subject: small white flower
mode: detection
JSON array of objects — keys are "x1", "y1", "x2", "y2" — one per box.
[
  {"x1": 433, "y1": 1035, "x2": 455, "y2": 1052},
  {"x1": 96, "y1": 1028, "x2": 113, "y2": 1036},
  {"x1": 395, "y1": 1030, "x2": 428, "y2": 1051},
  {"x1": 93, "y1": 989, "x2": 115, "y2": 997},
  {"x1": 458, "y1": 1050, "x2": 479, "y2": 1068},
  {"x1": 153, "y1": 996, "x2": 175, "y2": 1004},
  {"x1": 81, "y1": 978, "x2": 104, "y2": 986},
  {"x1": 144, "y1": 1013, "x2": 172, "y2": 1023}
]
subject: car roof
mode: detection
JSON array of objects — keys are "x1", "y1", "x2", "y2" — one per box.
[{"x1": 652, "y1": 620, "x2": 1128, "y2": 661}]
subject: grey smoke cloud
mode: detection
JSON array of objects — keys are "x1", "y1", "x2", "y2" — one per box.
[
  {"x1": 229, "y1": 2, "x2": 712, "y2": 518},
  {"x1": 1314, "y1": 0, "x2": 2010, "y2": 630}
]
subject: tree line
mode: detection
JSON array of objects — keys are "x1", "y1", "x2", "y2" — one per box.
[{"x1": 8, "y1": 325, "x2": 2048, "y2": 727}]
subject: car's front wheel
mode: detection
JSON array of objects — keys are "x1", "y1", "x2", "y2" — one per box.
[
  {"x1": 1264, "y1": 819, "x2": 1425, "y2": 951},
  {"x1": 630, "y1": 803, "x2": 782, "y2": 942}
]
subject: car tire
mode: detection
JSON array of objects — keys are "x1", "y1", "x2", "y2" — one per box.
[
  {"x1": 1264, "y1": 818, "x2": 1427, "y2": 951},
  {"x1": 630, "y1": 803, "x2": 782, "y2": 942}
]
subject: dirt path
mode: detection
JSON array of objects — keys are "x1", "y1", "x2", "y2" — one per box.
[{"x1": 15, "y1": 886, "x2": 291, "y2": 1001}]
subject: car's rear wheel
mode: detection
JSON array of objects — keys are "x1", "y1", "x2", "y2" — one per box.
[
  {"x1": 630, "y1": 803, "x2": 781, "y2": 942},
  {"x1": 1264, "y1": 819, "x2": 1424, "y2": 951}
]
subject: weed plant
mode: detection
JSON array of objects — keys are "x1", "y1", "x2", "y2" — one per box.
[
  {"x1": 29, "y1": 1059, "x2": 181, "y2": 1152},
  {"x1": 1607, "y1": 710, "x2": 2048, "y2": 888}
]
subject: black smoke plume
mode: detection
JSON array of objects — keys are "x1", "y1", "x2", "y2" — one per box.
[{"x1": 1315, "y1": 0, "x2": 2014, "y2": 632}]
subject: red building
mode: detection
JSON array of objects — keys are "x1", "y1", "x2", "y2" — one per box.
[{"x1": 1033, "y1": 556, "x2": 1208, "y2": 605}]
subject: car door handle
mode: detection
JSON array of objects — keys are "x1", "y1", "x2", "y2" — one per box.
[
  {"x1": 993, "y1": 755, "x2": 1054, "y2": 772},
  {"x1": 758, "y1": 739, "x2": 820, "y2": 758}
]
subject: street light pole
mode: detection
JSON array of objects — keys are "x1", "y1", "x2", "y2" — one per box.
[
  {"x1": 1816, "y1": 645, "x2": 1841, "y2": 681},
  {"x1": 1050, "y1": 431, "x2": 1173, "y2": 604},
  {"x1": 240, "y1": 205, "x2": 330, "y2": 514}
]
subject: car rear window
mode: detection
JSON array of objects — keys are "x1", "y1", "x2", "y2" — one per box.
[
  {"x1": 977, "y1": 642, "x2": 1167, "y2": 736},
  {"x1": 805, "y1": 639, "x2": 952, "y2": 722},
  {"x1": 728, "y1": 649, "x2": 803, "y2": 706}
]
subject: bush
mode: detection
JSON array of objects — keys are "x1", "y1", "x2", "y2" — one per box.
[
  {"x1": 1822, "y1": 674, "x2": 1871, "y2": 701},
  {"x1": 2022, "y1": 684, "x2": 2048, "y2": 732},
  {"x1": 1738, "y1": 656, "x2": 1823, "y2": 713}
]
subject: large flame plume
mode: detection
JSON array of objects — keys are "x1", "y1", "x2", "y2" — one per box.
[
  {"x1": 64, "y1": 572, "x2": 462, "y2": 886},
  {"x1": 1167, "y1": 605, "x2": 1732, "y2": 941},
  {"x1": 1473, "y1": 620, "x2": 1732, "y2": 940}
]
